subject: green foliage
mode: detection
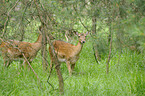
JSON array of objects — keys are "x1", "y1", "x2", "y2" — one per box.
[{"x1": 0, "y1": 0, "x2": 145, "y2": 95}]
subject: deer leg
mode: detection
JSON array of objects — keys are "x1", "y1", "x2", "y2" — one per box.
[
  {"x1": 6, "y1": 60, "x2": 11, "y2": 67},
  {"x1": 23, "y1": 60, "x2": 31, "y2": 70},
  {"x1": 22, "y1": 60, "x2": 27, "y2": 69},
  {"x1": 71, "y1": 63, "x2": 75, "y2": 72},
  {"x1": 28, "y1": 61, "x2": 32, "y2": 71},
  {"x1": 66, "y1": 61, "x2": 72, "y2": 76},
  {"x1": 19, "y1": 60, "x2": 23, "y2": 69},
  {"x1": 4, "y1": 58, "x2": 11, "y2": 67},
  {"x1": 3, "y1": 57, "x2": 7, "y2": 67},
  {"x1": 3, "y1": 59, "x2": 6, "y2": 67}
]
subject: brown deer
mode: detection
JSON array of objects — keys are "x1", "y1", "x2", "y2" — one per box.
[
  {"x1": 0, "y1": 33, "x2": 43, "y2": 68},
  {"x1": 49, "y1": 32, "x2": 89, "y2": 76}
]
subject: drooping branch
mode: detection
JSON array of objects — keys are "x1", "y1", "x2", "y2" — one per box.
[{"x1": 73, "y1": 6, "x2": 90, "y2": 32}]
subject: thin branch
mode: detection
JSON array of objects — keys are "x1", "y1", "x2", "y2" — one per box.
[
  {"x1": 1, "y1": 0, "x2": 20, "y2": 37},
  {"x1": 22, "y1": 53, "x2": 41, "y2": 82},
  {"x1": 73, "y1": 6, "x2": 90, "y2": 32},
  {"x1": 47, "y1": 63, "x2": 54, "y2": 90},
  {"x1": 106, "y1": 26, "x2": 112, "y2": 74},
  {"x1": 19, "y1": 1, "x2": 30, "y2": 41}
]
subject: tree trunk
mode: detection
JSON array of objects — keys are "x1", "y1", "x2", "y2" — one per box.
[
  {"x1": 47, "y1": 36, "x2": 64, "y2": 95},
  {"x1": 41, "y1": 25, "x2": 48, "y2": 70},
  {"x1": 106, "y1": 0, "x2": 112, "y2": 74},
  {"x1": 92, "y1": 16, "x2": 96, "y2": 34},
  {"x1": 106, "y1": 25, "x2": 112, "y2": 74},
  {"x1": 34, "y1": 0, "x2": 64, "y2": 94},
  {"x1": 91, "y1": 0, "x2": 100, "y2": 63}
]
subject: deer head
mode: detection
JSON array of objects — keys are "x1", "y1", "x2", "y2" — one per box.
[{"x1": 76, "y1": 32, "x2": 89, "y2": 44}]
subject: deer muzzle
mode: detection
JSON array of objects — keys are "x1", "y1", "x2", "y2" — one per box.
[{"x1": 81, "y1": 41, "x2": 85, "y2": 44}]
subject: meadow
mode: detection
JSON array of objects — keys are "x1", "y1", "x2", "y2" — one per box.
[{"x1": 0, "y1": 38, "x2": 145, "y2": 96}]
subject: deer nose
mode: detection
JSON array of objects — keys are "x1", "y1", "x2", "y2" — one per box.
[{"x1": 81, "y1": 41, "x2": 85, "y2": 43}]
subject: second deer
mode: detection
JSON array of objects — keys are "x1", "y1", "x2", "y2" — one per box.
[
  {"x1": 0, "y1": 34, "x2": 43, "y2": 68},
  {"x1": 49, "y1": 32, "x2": 89, "y2": 76}
]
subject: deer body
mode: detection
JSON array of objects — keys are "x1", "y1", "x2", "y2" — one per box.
[
  {"x1": 49, "y1": 32, "x2": 88, "y2": 76},
  {"x1": 0, "y1": 34, "x2": 42, "y2": 67}
]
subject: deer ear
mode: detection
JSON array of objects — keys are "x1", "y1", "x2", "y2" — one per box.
[
  {"x1": 76, "y1": 32, "x2": 79, "y2": 35},
  {"x1": 86, "y1": 32, "x2": 90, "y2": 35}
]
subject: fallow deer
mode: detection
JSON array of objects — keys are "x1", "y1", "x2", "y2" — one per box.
[
  {"x1": 49, "y1": 32, "x2": 89, "y2": 76},
  {"x1": 0, "y1": 33, "x2": 43, "y2": 68}
]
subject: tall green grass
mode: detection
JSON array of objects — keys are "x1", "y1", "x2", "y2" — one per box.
[{"x1": 0, "y1": 39, "x2": 145, "y2": 96}]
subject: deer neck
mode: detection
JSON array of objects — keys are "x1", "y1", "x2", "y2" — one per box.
[
  {"x1": 35, "y1": 34, "x2": 42, "y2": 43},
  {"x1": 74, "y1": 41, "x2": 83, "y2": 55},
  {"x1": 33, "y1": 34, "x2": 43, "y2": 51}
]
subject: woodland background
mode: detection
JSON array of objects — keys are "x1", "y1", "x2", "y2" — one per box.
[{"x1": 0, "y1": 0, "x2": 145, "y2": 95}]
